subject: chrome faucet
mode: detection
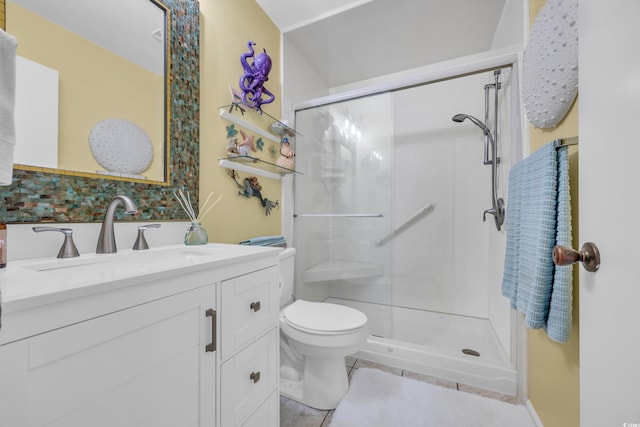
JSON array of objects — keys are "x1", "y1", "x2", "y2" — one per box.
[
  {"x1": 32, "y1": 226, "x2": 80, "y2": 258},
  {"x1": 96, "y1": 195, "x2": 138, "y2": 254}
]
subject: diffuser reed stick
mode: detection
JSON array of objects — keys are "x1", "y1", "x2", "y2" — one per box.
[{"x1": 173, "y1": 189, "x2": 222, "y2": 223}]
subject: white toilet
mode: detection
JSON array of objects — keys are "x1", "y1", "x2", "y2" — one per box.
[{"x1": 278, "y1": 248, "x2": 369, "y2": 410}]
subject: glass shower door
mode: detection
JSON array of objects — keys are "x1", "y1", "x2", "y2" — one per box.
[{"x1": 293, "y1": 93, "x2": 394, "y2": 337}]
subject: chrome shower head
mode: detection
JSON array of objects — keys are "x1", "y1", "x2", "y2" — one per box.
[
  {"x1": 452, "y1": 113, "x2": 491, "y2": 135},
  {"x1": 452, "y1": 114, "x2": 468, "y2": 123}
]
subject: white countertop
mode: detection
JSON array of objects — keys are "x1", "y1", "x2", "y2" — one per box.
[{"x1": 0, "y1": 243, "x2": 280, "y2": 314}]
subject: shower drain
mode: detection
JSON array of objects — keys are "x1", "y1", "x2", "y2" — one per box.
[{"x1": 461, "y1": 348, "x2": 480, "y2": 357}]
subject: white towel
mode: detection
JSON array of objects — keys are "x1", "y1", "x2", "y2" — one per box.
[{"x1": 0, "y1": 29, "x2": 17, "y2": 186}]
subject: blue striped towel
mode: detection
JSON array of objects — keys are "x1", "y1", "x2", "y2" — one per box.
[{"x1": 502, "y1": 141, "x2": 573, "y2": 342}]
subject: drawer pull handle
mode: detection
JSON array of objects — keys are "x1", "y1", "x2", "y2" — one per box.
[
  {"x1": 250, "y1": 301, "x2": 261, "y2": 312},
  {"x1": 250, "y1": 371, "x2": 261, "y2": 383},
  {"x1": 205, "y1": 308, "x2": 216, "y2": 352}
]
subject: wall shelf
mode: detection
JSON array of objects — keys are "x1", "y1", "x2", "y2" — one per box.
[
  {"x1": 219, "y1": 104, "x2": 299, "y2": 141},
  {"x1": 219, "y1": 108, "x2": 281, "y2": 143},
  {"x1": 219, "y1": 156, "x2": 300, "y2": 180}
]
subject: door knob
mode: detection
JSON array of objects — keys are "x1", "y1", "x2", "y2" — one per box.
[{"x1": 552, "y1": 242, "x2": 601, "y2": 272}]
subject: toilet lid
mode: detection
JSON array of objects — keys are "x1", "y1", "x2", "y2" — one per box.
[{"x1": 283, "y1": 300, "x2": 367, "y2": 333}]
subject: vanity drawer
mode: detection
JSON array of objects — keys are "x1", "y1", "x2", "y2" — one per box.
[
  {"x1": 220, "y1": 266, "x2": 279, "y2": 359},
  {"x1": 220, "y1": 328, "x2": 278, "y2": 427}
]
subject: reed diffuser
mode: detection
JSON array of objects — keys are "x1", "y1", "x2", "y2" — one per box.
[{"x1": 173, "y1": 189, "x2": 222, "y2": 245}]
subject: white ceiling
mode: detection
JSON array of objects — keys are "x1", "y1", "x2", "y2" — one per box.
[
  {"x1": 9, "y1": 0, "x2": 164, "y2": 75},
  {"x1": 259, "y1": 0, "x2": 508, "y2": 88},
  {"x1": 255, "y1": 0, "x2": 376, "y2": 32}
]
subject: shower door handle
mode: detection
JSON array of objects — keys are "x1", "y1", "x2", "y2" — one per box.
[{"x1": 553, "y1": 242, "x2": 601, "y2": 272}]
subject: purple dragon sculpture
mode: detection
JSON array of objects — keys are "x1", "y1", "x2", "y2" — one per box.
[{"x1": 239, "y1": 41, "x2": 275, "y2": 111}]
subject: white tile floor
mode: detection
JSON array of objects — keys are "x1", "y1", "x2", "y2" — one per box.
[{"x1": 279, "y1": 356, "x2": 521, "y2": 427}]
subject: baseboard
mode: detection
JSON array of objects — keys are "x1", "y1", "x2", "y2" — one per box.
[{"x1": 525, "y1": 399, "x2": 545, "y2": 427}]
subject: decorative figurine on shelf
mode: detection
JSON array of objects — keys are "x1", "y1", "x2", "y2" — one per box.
[
  {"x1": 229, "y1": 87, "x2": 246, "y2": 115},
  {"x1": 226, "y1": 124, "x2": 240, "y2": 157},
  {"x1": 227, "y1": 138, "x2": 240, "y2": 157},
  {"x1": 238, "y1": 130, "x2": 257, "y2": 156},
  {"x1": 269, "y1": 120, "x2": 295, "y2": 138},
  {"x1": 239, "y1": 41, "x2": 275, "y2": 112},
  {"x1": 276, "y1": 138, "x2": 295, "y2": 170},
  {"x1": 227, "y1": 170, "x2": 279, "y2": 216}
]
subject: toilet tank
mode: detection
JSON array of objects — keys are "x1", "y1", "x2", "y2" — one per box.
[{"x1": 279, "y1": 247, "x2": 296, "y2": 306}]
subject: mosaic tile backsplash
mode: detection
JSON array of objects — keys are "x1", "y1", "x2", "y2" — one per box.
[{"x1": 0, "y1": 0, "x2": 199, "y2": 223}]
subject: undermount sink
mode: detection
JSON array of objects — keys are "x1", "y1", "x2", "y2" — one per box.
[
  {"x1": 25, "y1": 258, "x2": 107, "y2": 272},
  {"x1": 23, "y1": 246, "x2": 226, "y2": 272}
]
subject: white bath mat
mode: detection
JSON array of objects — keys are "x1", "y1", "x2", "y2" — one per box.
[{"x1": 330, "y1": 368, "x2": 536, "y2": 427}]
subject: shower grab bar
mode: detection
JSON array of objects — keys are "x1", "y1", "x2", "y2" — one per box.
[
  {"x1": 294, "y1": 213, "x2": 383, "y2": 218},
  {"x1": 376, "y1": 203, "x2": 435, "y2": 246}
]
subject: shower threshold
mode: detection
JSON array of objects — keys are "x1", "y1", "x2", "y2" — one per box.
[{"x1": 325, "y1": 297, "x2": 517, "y2": 396}]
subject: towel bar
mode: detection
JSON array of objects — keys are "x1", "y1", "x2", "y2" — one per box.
[
  {"x1": 552, "y1": 242, "x2": 600, "y2": 272},
  {"x1": 294, "y1": 213, "x2": 383, "y2": 218}
]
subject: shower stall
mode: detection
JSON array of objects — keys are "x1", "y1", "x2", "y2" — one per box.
[{"x1": 292, "y1": 64, "x2": 522, "y2": 395}]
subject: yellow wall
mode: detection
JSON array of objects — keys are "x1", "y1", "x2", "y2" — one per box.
[
  {"x1": 199, "y1": 0, "x2": 282, "y2": 243},
  {"x1": 7, "y1": 4, "x2": 164, "y2": 180},
  {"x1": 527, "y1": 1, "x2": 580, "y2": 426}
]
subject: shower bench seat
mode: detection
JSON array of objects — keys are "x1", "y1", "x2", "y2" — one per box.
[{"x1": 303, "y1": 259, "x2": 383, "y2": 283}]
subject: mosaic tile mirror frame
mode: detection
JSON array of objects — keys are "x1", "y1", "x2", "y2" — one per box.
[{"x1": 0, "y1": 0, "x2": 199, "y2": 222}]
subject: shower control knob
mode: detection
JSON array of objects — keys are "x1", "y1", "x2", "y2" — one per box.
[{"x1": 552, "y1": 242, "x2": 601, "y2": 272}]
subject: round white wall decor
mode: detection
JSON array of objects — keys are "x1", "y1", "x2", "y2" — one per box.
[
  {"x1": 522, "y1": 0, "x2": 578, "y2": 128},
  {"x1": 89, "y1": 118, "x2": 154, "y2": 175}
]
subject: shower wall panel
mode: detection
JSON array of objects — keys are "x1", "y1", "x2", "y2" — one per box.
[{"x1": 392, "y1": 73, "x2": 494, "y2": 318}]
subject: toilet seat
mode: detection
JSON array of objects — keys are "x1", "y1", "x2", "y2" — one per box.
[{"x1": 282, "y1": 300, "x2": 367, "y2": 334}]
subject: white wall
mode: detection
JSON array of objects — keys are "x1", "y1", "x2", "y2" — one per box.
[
  {"x1": 282, "y1": 37, "x2": 330, "y2": 117},
  {"x1": 491, "y1": 0, "x2": 526, "y2": 50}
]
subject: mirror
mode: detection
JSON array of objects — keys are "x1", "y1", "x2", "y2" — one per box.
[
  {"x1": 7, "y1": 0, "x2": 168, "y2": 184},
  {"x1": 0, "y1": 0, "x2": 200, "y2": 223}
]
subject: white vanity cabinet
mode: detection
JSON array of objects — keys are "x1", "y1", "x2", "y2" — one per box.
[
  {"x1": 0, "y1": 244, "x2": 280, "y2": 427},
  {"x1": 0, "y1": 284, "x2": 216, "y2": 427}
]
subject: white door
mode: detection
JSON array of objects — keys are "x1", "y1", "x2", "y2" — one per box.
[{"x1": 580, "y1": 1, "x2": 640, "y2": 425}]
